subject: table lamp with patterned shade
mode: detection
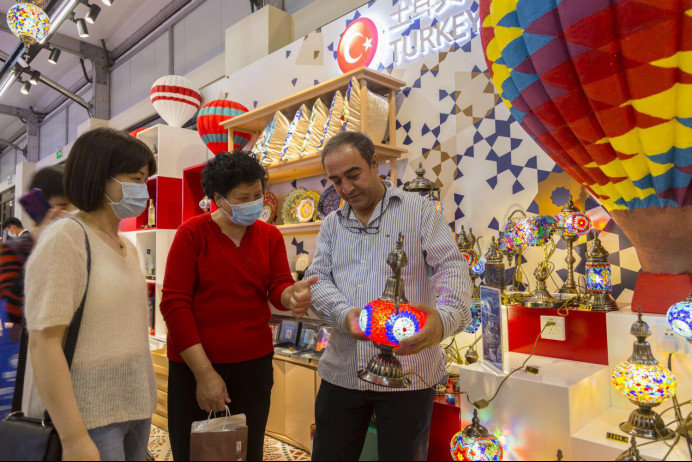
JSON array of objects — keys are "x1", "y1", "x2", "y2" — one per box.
[
  {"x1": 483, "y1": 236, "x2": 505, "y2": 292},
  {"x1": 358, "y1": 233, "x2": 427, "y2": 388},
  {"x1": 611, "y1": 309, "x2": 677, "y2": 440},
  {"x1": 555, "y1": 195, "x2": 592, "y2": 294},
  {"x1": 666, "y1": 294, "x2": 692, "y2": 343},
  {"x1": 499, "y1": 210, "x2": 529, "y2": 292},
  {"x1": 516, "y1": 216, "x2": 561, "y2": 308},
  {"x1": 585, "y1": 233, "x2": 619, "y2": 312},
  {"x1": 403, "y1": 162, "x2": 443, "y2": 214},
  {"x1": 450, "y1": 409, "x2": 504, "y2": 461}
]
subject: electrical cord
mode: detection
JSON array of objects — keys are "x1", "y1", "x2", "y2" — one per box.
[{"x1": 409, "y1": 322, "x2": 555, "y2": 409}]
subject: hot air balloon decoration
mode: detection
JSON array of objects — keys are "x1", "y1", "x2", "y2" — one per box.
[
  {"x1": 150, "y1": 75, "x2": 201, "y2": 128},
  {"x1": 197, "y1": 99, "x2": 252, "y2": 155},
  {"x1": 480, "y1": 0, "x2": 692, "y2": 313}
]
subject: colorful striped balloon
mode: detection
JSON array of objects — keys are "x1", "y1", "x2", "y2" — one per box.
[
  {"x1": 196, "y1": 100, "x2": 252, "y2": 155},
  {"x1": 480, "y1": 0, "x2": 692, "y2": 280},
  {"x1": 150, "y1": 75, "x2": 201, "y2": 128}
]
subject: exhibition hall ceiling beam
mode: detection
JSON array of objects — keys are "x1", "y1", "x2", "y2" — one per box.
[
  {"x1": 111, "y1": 0, "x2": 200, "y2": 64},
  {"x1": 0, "y1": 103, "x2": 35, "y2": 120}
]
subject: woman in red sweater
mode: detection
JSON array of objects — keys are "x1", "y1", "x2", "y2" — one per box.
[{"x1": 161, "y1": 151, "x2": 316, "y2": 461}]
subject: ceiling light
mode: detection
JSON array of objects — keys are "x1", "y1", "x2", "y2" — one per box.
[
  {"x1": 85, "y1": 3, "x2": 101, "y2": 24},
  {"x1": 101, "y1": 0, "x2": 113, "y2": 5},
  {"x1": 75, "y1": 17, "x2": 89, "y2": 38},
  {"x1": 29, "y1": 70, "x2": 40, "y2": 85},
  {"x1": 20, "y1": 81, "x2": 32, "y2": 95},
  {"x1": 41, "y1": 0, "x2": 81, "y2": 44},
  {"x1": 48, "y1": 47, "x2": 61, "y2": 64}
]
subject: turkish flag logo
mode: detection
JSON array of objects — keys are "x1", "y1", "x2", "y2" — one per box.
[{"x1": 337, "y1": 18, "x2": 379, "y2": 73}]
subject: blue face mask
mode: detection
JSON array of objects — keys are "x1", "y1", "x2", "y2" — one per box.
[
  {"x1": 220, "y1": 196, "x2": 263, "y2": 227},
  {"x1": 107, "y1": 178, "x2": 149, "y2": 219}
]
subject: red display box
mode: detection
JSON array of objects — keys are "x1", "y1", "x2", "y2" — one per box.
[
  {"x1": 507, "y1": 305, "x2": 609, "y2": 366},
  {"x1": 429, "y1": 396, "x2": 462, "y2": 461},
  {"x1": 182, "y1": 162, "x2": 216, "y2": 223},
  {"x1": 632, "y1": 273, "x2": 692, "y2": 314},
  {"x1": 119, "y1": 176, "x2": 182, "y2": 232}
]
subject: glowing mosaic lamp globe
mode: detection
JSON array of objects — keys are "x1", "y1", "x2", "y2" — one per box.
[
  {"x1": 450, "y1": 409, "x2": 504, "y2": 461},
  {"x1": 359, "y1": 300, "x2": 427, "y2": 348},
  {"x1": 611, "y1": 310, "x2": 677, "y2": 439},
  {"x1": 555, "y1": 196, "x2": 592, "y2": 294},
  {"x1": 6, "y1": 2, "x2": 50, "y2": 47},
  {"x1": 666, "y1": 295, "x2": 692, "y2": 341},
  {"x1": 515, "y1": 215, "x2": 558, "y2": 247},
  {"x1": 585, "y1": 234, "x2": 618, "y2": 311}
]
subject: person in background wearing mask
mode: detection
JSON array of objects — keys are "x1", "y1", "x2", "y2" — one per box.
[
  {"x1": 161, "y1": 151, "x2": 317, "y2": 462},
  {"x1": 24, "y1": 128, "x2": 158, "y2": 461},
  {"x1": 3, "y1": 218, "x2": 27, "y2": 241},
  {"x1": 0, "y1": 166, "x2": 74, "y2": 412}
]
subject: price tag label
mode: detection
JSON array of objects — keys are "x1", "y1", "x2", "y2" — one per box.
[
  {"x1": 606, "y1": 432, "x2": 629, "y2": 444},
  {"x1": 577, "y1": 304, "x2": 593, "y2": 311}
]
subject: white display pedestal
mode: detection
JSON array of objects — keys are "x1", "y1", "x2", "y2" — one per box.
[
  {"x1": 456, "y1": 353, "x2": 611, "y2": 460},
  {"x1": 454, "y1": 308, "x2": 691, "y2": 461}
]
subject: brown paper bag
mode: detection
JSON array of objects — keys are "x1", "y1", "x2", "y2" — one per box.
[{"x1": 190, "y1": 408, "x2": 248, "y2": 461}]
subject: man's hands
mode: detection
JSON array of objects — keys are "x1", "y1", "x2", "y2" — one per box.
[
  {"x1": 395, "y1": 304, "x2": 444, "y2": 356},
  {"x1": 283, "y1": 276, "x2": 318, "y2": 318}
]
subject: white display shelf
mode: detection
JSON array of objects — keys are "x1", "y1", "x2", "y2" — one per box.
[
  {"x1": 136, "y1": 125, "x2": 208, "y2": 179},
  {"x1": 571, "y1": 407, "x2": 691, "y2": 461},
  {"x1": 455, "y1": 353, "x2": 611, "y2": 461}
]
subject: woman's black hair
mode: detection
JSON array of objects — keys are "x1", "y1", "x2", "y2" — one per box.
[
  {"x1": 201, "y1": 150, "x2": 268, "y2": 199},
  {"x1": 64, "y1": 127, "x2": 157, "y2": 212}
]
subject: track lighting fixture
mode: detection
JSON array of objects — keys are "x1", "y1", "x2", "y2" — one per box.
[
  {"x1": 84, "y1": 1, "x2": 101, "y2": 24},
  {"x1": 20, "y1": 80, "x2": 31, "y2": 95},
  {"x1": 101, "y1": 0, "x2": 113, "y2": 5},
  {"x1": 48, "y1": 47, "x2": 61, "y2": 64},
  {"x1": 71, "y1": 13, "x2": 89, "y2": 38},
  {"x1": 29, "y1": 70, "x2": 40, "y2": 86}
]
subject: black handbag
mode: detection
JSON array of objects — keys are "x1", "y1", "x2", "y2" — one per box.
[{"x1": 0, "y1": 218, "x2": 91, "y2": 461}]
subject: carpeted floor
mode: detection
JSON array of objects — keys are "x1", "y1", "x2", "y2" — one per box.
[{"x1": 148, "y1": 425, "x2": 311, "y2": 461}]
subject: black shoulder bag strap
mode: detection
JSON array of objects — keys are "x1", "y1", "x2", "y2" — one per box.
[{"x1": 10, "y1": 217, "x2": 92, "y2": 416}]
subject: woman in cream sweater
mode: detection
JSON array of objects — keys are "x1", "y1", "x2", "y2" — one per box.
[{"x1": 24, "y1": 128, "x2": 158, "y2": 461}]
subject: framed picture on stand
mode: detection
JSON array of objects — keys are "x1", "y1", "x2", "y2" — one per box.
[{"x1": 481, "y1": 286, "x2": 507, "y2": 374}]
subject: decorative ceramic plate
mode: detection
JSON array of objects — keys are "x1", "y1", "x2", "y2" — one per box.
[
  {"x1": 317, "y1": 185, "x2": 343, "y2": 219},
  {"x1": 260, "y1": 192, "x2": 278, "y2": 223},
  {"x1": 295, "y1": 253, "x2": 311, "y2": 273},
  {"x1": 295, "y1": 191, "x2": 321, "y2": 223},
  {"x1": 281, "y1": 187, "x2": 307, "y2": 224}
]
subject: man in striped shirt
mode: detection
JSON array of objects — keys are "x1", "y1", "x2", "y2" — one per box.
[{"x1": 306, "y1": 132, "x2": 472, "y2": 461}]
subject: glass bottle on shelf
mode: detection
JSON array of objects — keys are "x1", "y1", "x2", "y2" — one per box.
[
  {"x1": 148, "y1": 199, "x2": 156, "y2": 228},
  {"x1": 152, "y1": 144, "x2": 158, "y2": 164},
  {"x1": 145, "y1": 248, "x2": 155, "y2": 280}
]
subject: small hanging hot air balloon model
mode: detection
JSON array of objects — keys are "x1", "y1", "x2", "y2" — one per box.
[
  {"x1": 150, "y1": 75, "x2": 201, "y2": 128},
  {"x1": 197, "y1": 97, "x2": 252, "y2": 155},
  {"x1": 480, "y1": 1, "x2": 692, "y2": 313},
  {"x1": 358, "y1": 233, "x2": 428, "y2": 388}
]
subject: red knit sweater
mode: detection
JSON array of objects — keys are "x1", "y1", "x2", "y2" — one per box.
[{"x1": 161, "y1": 214, "x2": 293, "y2": 364}]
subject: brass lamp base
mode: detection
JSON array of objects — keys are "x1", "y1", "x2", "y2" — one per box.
[
  {"x1": 358, "y1": 345, "x2": 410, "y2": 389},
  {"x1": 620, "y1": 406, "x2": 675, "y2": 440},
  {"x1": 586, "y1": 293, "x2": 619, "y2": 312},
  {"x1": 524, "y1": 288, "x2": 563, "y2": 308}
]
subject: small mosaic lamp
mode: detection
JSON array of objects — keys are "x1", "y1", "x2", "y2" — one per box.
[
  {"x1": 457, "y1": 225, "x2": 480, "y2": 268},
  {"x1": 517, "y1": 216, "x2": 561, "y2": 308},
  {"x1": 500, "y1": 211, "x2": 529, "y2": 292},
  {"x1": 403, "y1": 162, "x2": 443, "y2": 214},
  {"x1": 555, "y1": 195, "x2": 591, "y2": 295},
  {"x1": 450, "y1": 409, "x2": 504, "y2": 461},
  {"x1": 666, "y1": 294, "x2": 692, "y2": 343},
  {"x1": 585, "y1": 233, "x2": 619, "y2": 311},
  {"x1": 358, "y1": 233, "x2": 427, "y2": 388},
  {"x1": 483, "y1": 237, "x2": 505, "y2": 292},
  {"x1": 464, "y1": 299, "x2": 483, "y2": 335},
  {"x1": 611, "y1": 309, "x2": 677, "y2": 440},
  {"x1": 6, "y1": 1, "x2": 50, "y2": 50}
]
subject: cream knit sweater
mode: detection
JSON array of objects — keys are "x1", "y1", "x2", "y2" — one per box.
[{"x1": 24, "y1": 218, "x2": 156, "y2": 430}]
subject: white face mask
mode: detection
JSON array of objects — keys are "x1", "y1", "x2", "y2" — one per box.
[
  {"x1": 106, "y1": 178, "x2": 149, "y2": 219},
  {"x1": 7, "y1": 231, "x2": 16, "y2": 238}
]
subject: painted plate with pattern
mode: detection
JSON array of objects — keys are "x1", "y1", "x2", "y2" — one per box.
[
  {"x1": 260, "y1": 192, "x2": 278, "y2": 223},
  {"x1": 295, "y1": 253, "x2": 311, "y2": 273},
  {"x1": 281, "y1": 187, "x2": 307, "y2": 224},
  {"x1": 295, "y1": 191, "x2": 321, "y2": 223},
  {"x1": 317, "y1": 185, "x2": 343, "y2": 220}
]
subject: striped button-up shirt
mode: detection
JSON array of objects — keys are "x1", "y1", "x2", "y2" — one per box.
[{"x1": 305, "y1": 183, "x2": 472, "y2": 391}]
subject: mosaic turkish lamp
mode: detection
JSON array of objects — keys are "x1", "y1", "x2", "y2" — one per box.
[
  {"x1": 519, "y1": 216, "x2": 561, "y2": 308},
  {"x1": 358, "y1": 233, "x2": 427, "y2": 388},
  {"x1": 611, "y1": 309, "x2": 676, "y2": 440},
  {"x1": 7, "y1": 1, "x2": 50, "y2": 49},
  {"x1": 403, "y1": 162, "x2": 443, "y2": 214},
  {"x1": 464, "y1": 299, "x2": 483, "y2": 335},
  {"x1": 585, "y1": 234, "x2": 618, "y2": 311},
  {"x1": 484, "y1": 237, "x2": 505, "y2": 291},
  {"x1": 666, "y1": 294, "x2": 692, "y2": 342},
  {"x1": 450, "y1": 409, "x2": 504, "y2": 461},
  {"x1": 457, "y1": 225, "x2": 480, "y2": 267},
  {"x1": 516, "y1": 215, "x2": 557, "y2": 247},
  {"x1": 555, "y1": 196, "x2": 592, "y2": 294}
]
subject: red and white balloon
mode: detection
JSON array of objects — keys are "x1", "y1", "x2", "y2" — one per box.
[{"x1": 150, "y1": 75, "x2": 201, "y2": 127}]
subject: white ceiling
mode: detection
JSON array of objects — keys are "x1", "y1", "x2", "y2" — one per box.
[{"x1": 0, "y1": 0, "x2": 182, "y2": 141}]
